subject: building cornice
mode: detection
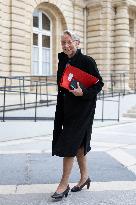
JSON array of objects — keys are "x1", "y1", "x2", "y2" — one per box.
[
  {"x1": 72, "y1": 0, "x2": 86, "y2": 8},
  {"x1": 127, "y1": 0, "x2": 136, "y2": 11},
  {"x1": 86, "y1": 0, "x2": 102, "y2": 8},
  {"x1": 111, "y1": 0, "x2": 128, "y2": 7},
  {"x1": 86, "y1": 0, "x2": 133, "y2": 8},
  {"x1": 112, "y1": 0, "x2": 136, "y2": 11}
]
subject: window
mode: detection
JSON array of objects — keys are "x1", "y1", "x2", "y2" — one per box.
[{"x1": 32, "y1": 10, "x2": 52, "y2": 76}]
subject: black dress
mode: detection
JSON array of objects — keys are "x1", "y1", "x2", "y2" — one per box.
[{"x1": 52, "y1": 49, "x2": 104, "y2": 157}]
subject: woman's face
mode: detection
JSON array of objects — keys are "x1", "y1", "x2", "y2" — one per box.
[{"x1": 61, "y1": 34, "x2": 79, "y2": 58}]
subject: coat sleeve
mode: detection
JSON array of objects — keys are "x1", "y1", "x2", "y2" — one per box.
[{"x1": 81, "y1": 56, "x2": 104, "y2": 100}]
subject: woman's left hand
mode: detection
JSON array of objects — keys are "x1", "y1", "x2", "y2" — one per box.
[{"x1": 69, "y1": 82, "x2": 83, "y2": 96}]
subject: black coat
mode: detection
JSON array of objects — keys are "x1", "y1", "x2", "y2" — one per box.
[{"x1": 52, "y1": 49, "x2": 104, "y2": 157}]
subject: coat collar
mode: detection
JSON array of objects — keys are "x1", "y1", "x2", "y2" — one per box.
[{"x1": 58, "y1": 49, "x2": 81, "y2": 61}]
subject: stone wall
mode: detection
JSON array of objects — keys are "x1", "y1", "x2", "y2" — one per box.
[
  {"x1": 0, "y1": 0, "x2": 11, "y2": 76},
  {"x1": 129, "y1": 8, "x2": 136, "y2": 89},
  {"x1": 0, "y1": 0, "x2": 136, "y2": 90},
  {"x1": 0, "y1": 0, "x2": 86, "y2": 77}
]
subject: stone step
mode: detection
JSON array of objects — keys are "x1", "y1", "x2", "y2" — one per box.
[
  {"x1": 123, "y1": 105, "x2": 136, "y2": 118},
  {"x1": 123, "y1": 113, "x2": 136, "y2": 118}
]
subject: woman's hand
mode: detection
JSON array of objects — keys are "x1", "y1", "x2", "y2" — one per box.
[{"x1": 69, "y1": 82, "x2": 83, "y2": 96}]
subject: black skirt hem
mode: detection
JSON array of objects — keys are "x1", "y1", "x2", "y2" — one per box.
[{"x1": 52, "y1": 147, "x2": 91, "y2": 158}]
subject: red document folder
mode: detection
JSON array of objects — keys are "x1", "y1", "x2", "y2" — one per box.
[{"x1": 60, "y1": 64, "x2": 99, "y2": 91}]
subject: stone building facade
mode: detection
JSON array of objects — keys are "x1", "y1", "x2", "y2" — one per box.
[{"x1": 0, "y1": 0, "x2": 136, "y2": 90}]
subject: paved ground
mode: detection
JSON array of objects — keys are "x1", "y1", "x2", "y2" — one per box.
[
  {"x1": 0, "y1": 121, "x2": 136, "y2": 204},
  {"x1": 0, "y1": 94, "x2": 136, "y2": 204}
]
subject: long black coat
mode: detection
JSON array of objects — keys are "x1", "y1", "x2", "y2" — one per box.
[{"x1": 52, "y1": 49, "x2": 104, "y2": 157}]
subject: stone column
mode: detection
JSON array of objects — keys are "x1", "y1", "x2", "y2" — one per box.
[
  {"x1": 73, "y1": 0, "x2": 85, "y2": 52},
  {"x1": 87, "y1": 0, "x2": 114, "y2": 90},
  {"x1": 129, "y1": 7, "x2": 135, "y2": 90},
  {"x1": 132, "y1": 11, "x2": 136, "y2": 90},
  {"x1": 86, "y1": 5, "x2": 102, "y2": 68},
  {"x1": 10, "y1": 0, "x2": 30, "y2": 76},
  {"x1": 100, "y1": 0, "x2": 115, "y2": 90},
  {"x1": 101, "y1": 0, "x2": 114, "y2": 71},
  {"x1": 114, "y1": 4, "x2": 130, "y2": 90},
  {"x1": 0, "y1": 0, "x2": 11, "y2": 76},
  {"x1": 0, "y1": 0, "x2": 2, "y2": 71}
]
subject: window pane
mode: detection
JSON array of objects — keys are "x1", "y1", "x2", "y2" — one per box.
[
  {"x1": 42, "y1": 48, "x2": 50, "y2": 62},
  {"x1": 32, "y1": 46, "x2": 39, "y2": 75},
  {"x1": 33, "y1": 16, "x2": 39, "y2": 28},
  {"x1": 33, "y1": 33, "x2": 38, "y2": 46},
  {"x1": 42, "y1": 48, "x2": 50, "y2": 75},
  {"x1": 42, "y1": 13, "x2": 50, "y2": 30},
  {"x1": 42, "y1": 62, "x2": 50, "y2": 75},
  {"x1": 42, "y1": 35, "x2": 50, "y2": 48},
  {"x1": 32, "y1": 47, "x2": 39, "y2": 61},
  {"x1": 32, "y1": 62, "x2": 39, "y2": 75},
  {"x1": 33, "y1": 11, "x2": 39, "y2": 28}
]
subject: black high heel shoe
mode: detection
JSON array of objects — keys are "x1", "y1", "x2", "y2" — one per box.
[
  {"x1": 51, "y1": 185, "x2": 70, "y2": 200},
  {"x1": 71, "y1": 177, "x2": 91, "y2": 192}
]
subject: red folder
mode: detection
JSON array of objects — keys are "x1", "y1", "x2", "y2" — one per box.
[{"x1": 60, "y1": 64, "x2": 99, "y2": 90}]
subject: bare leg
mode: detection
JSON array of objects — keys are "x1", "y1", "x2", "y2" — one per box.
[
  {"x1": 76, "y1": 147, "x2": 89, "y2": 186},
  {"x1": 56, "y1": 157, "x2": 74, "y2": 193}
]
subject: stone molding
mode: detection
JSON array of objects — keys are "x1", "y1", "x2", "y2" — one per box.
[
  {"x1": 86, "y1": 0, "x2": 102, "y2": 9},
  {"x1": 72, "y1": 0, "x2": 86, "y2": 8},
  {"x1": 112, "y1": 0, "x2": 128, "y2": 7}
]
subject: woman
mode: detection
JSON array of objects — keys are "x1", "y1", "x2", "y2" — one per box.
[{"x1": 51, "y1": 30, "x2": 104, "y2": 200}]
